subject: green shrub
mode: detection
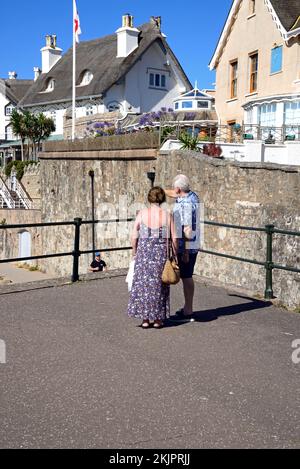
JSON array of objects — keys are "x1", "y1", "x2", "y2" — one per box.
[{"x1": 5, "y1": 160, "x2": 37, "y2": 180}]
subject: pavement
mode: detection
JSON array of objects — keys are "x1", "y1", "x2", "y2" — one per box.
[
  {"x1": 0, "y1": 275, "x2": 299, "y2": 449},
  {"x1": 0, "y1": 262, "x2": 55, "y2": 284}
]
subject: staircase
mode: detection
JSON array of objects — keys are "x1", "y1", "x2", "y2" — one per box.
[{"x1": 0, "y1": 174, "x2": 33, "y2": 210}]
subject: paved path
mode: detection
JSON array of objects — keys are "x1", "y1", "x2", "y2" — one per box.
[
  {"x1": 0, "y1": 263, "x2": 55, "y2": 284},
  {"x1": 0, "y1": 276, "x2": 299, "y2": 448}
]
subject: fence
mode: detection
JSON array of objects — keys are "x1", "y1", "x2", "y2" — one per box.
[
  {"x1": 0, "y1": 217, "x2": 299, "y2": 300},
  {"x1": 159, "y1": 123, "x2": 300, "y2": 146}
]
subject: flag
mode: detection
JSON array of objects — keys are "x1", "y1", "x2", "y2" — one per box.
[{"x1": 74, "y1": 0, "x2": 81, "y2": 43}]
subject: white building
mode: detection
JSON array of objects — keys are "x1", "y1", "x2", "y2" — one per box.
[
  {"x1": 0, "y1": 73, "x2": 33, "y2": 142},
  {"x1": 19, "y1": 15, "x2": 192, "y2": 137}
]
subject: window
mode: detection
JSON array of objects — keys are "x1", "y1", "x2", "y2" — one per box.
[
  {"x1": 5, "y1": 104, "x2": 14, "y2": 116},
  {"x1": 50, "y1": 111, "x2": 56, "y2": 126},
  {"x1": 271, "y1": 46, "x2": 283, "y2": 74},
  {"x1": 107, "y1": 101, "x2": 122, "y2": 112},
  {"x1": 259, "y1": 103, "x2": 277, "y2": 140},
  {"x1": 149, "y1": 72, "x2": 167, "y2": 89},
  {"x1": 86, "y1": 105, "x2": 94, "y2": 116},
  {"x1": 5, "y1": 125, "x2": 14, "y2": 140},
  {"x1": 249, "y1": 53, "x2": 258, "y2": 92},
  {"x1": 284, "y1": 101, "x2": 300, "y2": 138},
  {"x1": 259, "y1": 103, "x2": 277, "y2": 126},
  {"x1": 78, "y1": 70, "x2": 93, "y2": 87},
  {"x1": 175, "y1": 102, "x2": 179, "y2": 110},
  {"x1": 249, "y1": 0, "x2": 255, "y2": 15},
  {"x1": 197, "y1": 101, "x2": 209, "y2": 108},
  {"x1": 230, "y1": 60, "x2": 238, "y2": 98},
  {"x1": 182, "y1": 101, "x2": 193, "y2": 109},
  {"x1": 44, "y1": 78, "x2": 55, "y2": 92}
]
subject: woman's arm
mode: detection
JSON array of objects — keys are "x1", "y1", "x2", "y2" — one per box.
[
  {"x1": 169, "y1": 214, "x2": 179, "y2": 255},
  {"x1": 131, "y1": 211, "x2": 141, "y2": 257}
]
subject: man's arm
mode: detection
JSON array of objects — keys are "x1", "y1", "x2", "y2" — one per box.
[{"x1": 164, "y1": 189, "x2": 177, "y2": 199}]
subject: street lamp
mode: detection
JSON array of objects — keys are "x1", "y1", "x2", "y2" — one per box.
[{"x1": 88, "y1": 170, "x2": 95, "y2": 261}]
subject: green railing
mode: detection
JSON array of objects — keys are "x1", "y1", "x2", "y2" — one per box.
[{"x1": 0, "y1": 218, "x2": 299, "y2": 299}]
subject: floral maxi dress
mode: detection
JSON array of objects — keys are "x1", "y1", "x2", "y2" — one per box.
[{"x1": 127, "y1": 222, "x2": 170, "y2": 321}]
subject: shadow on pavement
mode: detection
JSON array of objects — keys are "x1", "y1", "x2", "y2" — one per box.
[{"x1": 166, "y1": 296, "x2": 273, "y2": 327}]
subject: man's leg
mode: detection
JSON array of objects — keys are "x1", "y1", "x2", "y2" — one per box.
[{"x1": 182, "y1": 277, "x2": 194, "y2": 315}]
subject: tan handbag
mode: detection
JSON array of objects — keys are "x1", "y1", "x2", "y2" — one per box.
[{"x1": 162, "y1": 217, "x2": 180, "y2": 285}]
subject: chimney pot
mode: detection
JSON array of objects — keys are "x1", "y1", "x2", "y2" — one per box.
[
  {"x1": 34, "y1": 67, "x2": 41, "y2": 81},
  {"x1": 8, "y1": 71, "x2": 17, "y2": 80},
  {"x1": 122, "y1": 14, "x2": 133, "y2": 28},
  {"x1": 41, "y1": 35, "x2": 62, "y2": 73}
]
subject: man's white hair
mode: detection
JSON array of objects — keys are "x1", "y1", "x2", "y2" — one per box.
[{"x1": 173, "y1": 174, "x2": 190, "y2": 192}]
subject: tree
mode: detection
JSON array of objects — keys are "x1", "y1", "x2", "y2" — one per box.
[
  {"x1": 34, "y1": 113, "x2": 56, "y2": 155},
  {"x1": 10, "y1": 110, "x2": 26, "y2": 161},
  {"x1": 10, "y1": 110, "x2": 56, "y2": 160}
]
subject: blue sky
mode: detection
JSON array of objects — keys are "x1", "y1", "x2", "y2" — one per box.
[{"x1": 0, "y1": 0, "x2": 232, "y2": 88}]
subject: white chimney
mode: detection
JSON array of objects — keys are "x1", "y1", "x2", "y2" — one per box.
[
  {"x1": 116, "y1": 14, "x2": 139, "y2": 58},
  {"x1": 8, "y1": 71, "x2": 17, "y2": 80},
  {"x1": 33, "y1": 67, "x2": 41, "y2": 81},
  {"x1": 40, "y1": 35, "x2": 62, "y2": 73}
]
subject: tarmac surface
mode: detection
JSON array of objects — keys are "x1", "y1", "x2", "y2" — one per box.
[{"x1": 0, "y1": 275, "x2": 299, "y2": 449}]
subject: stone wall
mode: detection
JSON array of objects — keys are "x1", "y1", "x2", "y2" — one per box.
[
  {"x1": 37, "y1": 146, "x2": 300, "y2": 309},
  {"x1": 157, "y1": 151, "x2": 300, "y2": 309},
  {"x1": 21, "y1": 163, "x2": 41, "y2": 209},
  {"x1": 38, "y1": 147, "x2": 157, "y2": 277},
  {"x1": 0, "y1": 209, "x2": 42, "y2": 265}
]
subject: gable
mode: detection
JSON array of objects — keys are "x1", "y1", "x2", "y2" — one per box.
[{"x1": 209, "y1": 0, "x2": 300, "y2": 70}]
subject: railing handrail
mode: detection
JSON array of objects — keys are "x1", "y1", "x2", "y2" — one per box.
[
  {"x1": 0, "y1": 217, "x2": 299, "y2": 298},
  {"x1": 13, "y1": 178, "x2": 33, "y2": 210},
  {"x1": 0, "y1": 176, "x2": 15, "y2": 209}
]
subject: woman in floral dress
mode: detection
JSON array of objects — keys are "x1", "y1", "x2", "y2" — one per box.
[{"x1": 127, "y1": 187, "x2": 178, "y2": 329}]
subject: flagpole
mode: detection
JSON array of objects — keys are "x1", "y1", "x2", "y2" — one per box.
[{"x1": 72, "y1": 0, "x2": 76, "y2": 141}]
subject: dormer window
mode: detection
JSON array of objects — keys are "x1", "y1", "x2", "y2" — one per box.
[
  {"x1": 43, "y1": 78, "x2": 55, "y2": 93},
  {"x1": 78, "y1": 70, "x2": 93, "y2": 87}
]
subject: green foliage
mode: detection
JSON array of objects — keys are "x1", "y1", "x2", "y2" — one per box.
[
  {"x1": 178, "y1": 132, "x2": 200, "y2": 151},
  {"x1": 161, "y1": 126, "x2": 175, "y2": 140},
  {"x1": 5, "y1": 160, "x2": 37, "y2": 180},
  {"x1": 0, "y1": 218, "x2": 6, "y2": 225},
  {"x1": 9, "y1": 110, "x2": 55, "y2": 159}
]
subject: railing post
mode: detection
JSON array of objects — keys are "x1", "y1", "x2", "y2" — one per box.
[
  {"x1": 264, "y1": 224, "x2": 275, "y2": 299},
  {"x1": 72, "y1": 217, "x2": 82, "y2": 282}
]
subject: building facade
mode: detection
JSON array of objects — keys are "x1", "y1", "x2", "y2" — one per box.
[
  {"x1": 19, "y1": 15, "x2": 192, "y2": 137},
  {"x1": 209, "y1": 0, "x2": 300, "y2": 136}
]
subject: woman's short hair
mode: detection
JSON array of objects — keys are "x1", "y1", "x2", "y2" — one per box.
[
  {"x1": 148, "y1": 186, "x2": 166, "y2": 205},
  {"x1": 173, "y1": 174, "x2": 190, "y2": 192}
]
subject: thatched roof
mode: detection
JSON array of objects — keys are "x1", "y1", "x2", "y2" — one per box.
[
  {"x1": 19, "y1": 21, "x2": 191, "y2": 108},
  {"x1": 1, "y1": 79, "x2": 33, "y2": 104}
]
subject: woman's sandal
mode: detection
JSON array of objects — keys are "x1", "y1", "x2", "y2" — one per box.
[
  {"x1": 153, "y1": 320, "x2": 163, "y2": 329},
  {"x1": 141, "y1": 320, "x2": 150, "y2": 329}
]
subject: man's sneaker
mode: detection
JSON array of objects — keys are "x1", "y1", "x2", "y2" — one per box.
[{"x1": 171, "y1": 309, "x2": 195, "y2": 322}]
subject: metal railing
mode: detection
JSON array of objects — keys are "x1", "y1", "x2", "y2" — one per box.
[
  {"x1": 13, "y1": 178, "x2": 33, "y2": 209},
  {"x1": 0, "y1": 217, "x2": 299, "y2": 299},
  {"x1": 0, "y1": 177, "x2": 15, "y2": 208},
  {"x1": 159, "y1": 123, "x2": 300, "y2": 146}
]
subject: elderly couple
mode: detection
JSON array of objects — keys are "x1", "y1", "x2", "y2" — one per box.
[{"x1": 127, "y1": 174, "x2": 200, "y2": 329}]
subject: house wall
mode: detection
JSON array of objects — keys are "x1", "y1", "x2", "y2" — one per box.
[
  {"x1": 214, "y1": 0, "x2": 300, "y2": 124},
  {"x1": 0, "y1": 82, "x2": 15, "y2": 141}
]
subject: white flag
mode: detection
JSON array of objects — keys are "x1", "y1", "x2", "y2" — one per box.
[{"x1": 74, "y1": 0, "x2": 82, "y2": 43}]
